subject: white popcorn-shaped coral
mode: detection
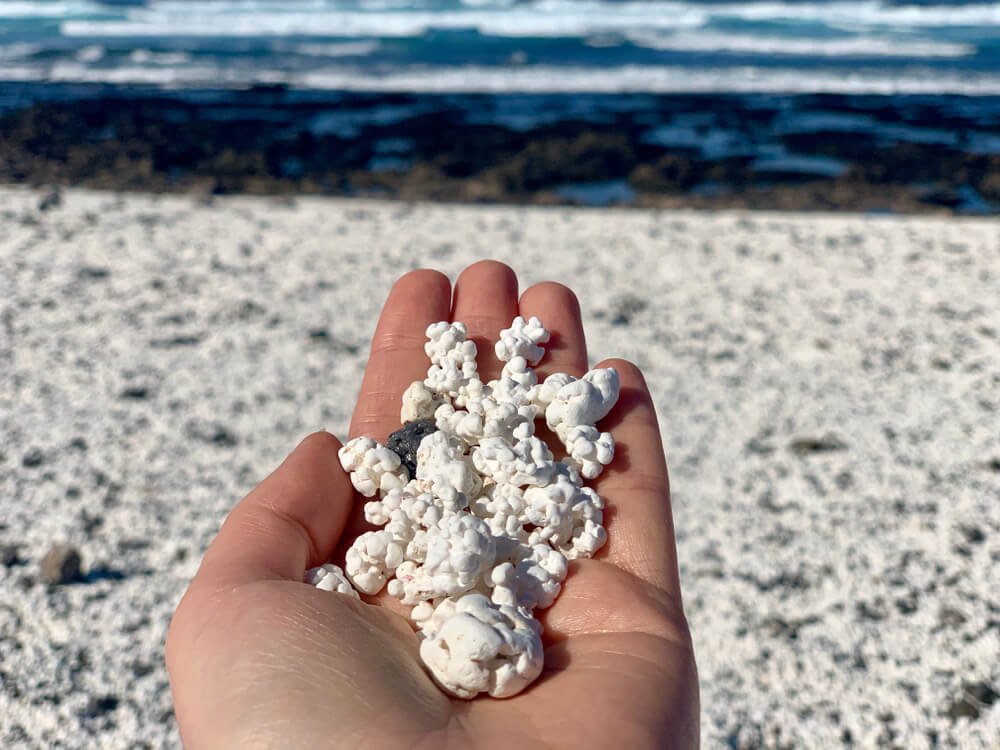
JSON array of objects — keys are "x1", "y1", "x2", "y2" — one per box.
[
  {"x1": 344, "y1": 529, "x2": 407, "y2": 594},
  {"x1": 424, "y1": 321, "x2": 479, "y2": 397},
  {"x1": 495, "y1": 316, "x2": 550, "y2": 367},
  {"x1": 522, "y1": 469, "x2": 583, "y2": 547},
  {"x1": 401, "y1": 381, "x2": 443, "y2": 423},
  {"x1": 426, "y1": 357, "x2": 478, "y2": 397},
  {"x1": 560, "y1": 484, "x2": 607, "y2": 560},
  {"x1": 545, "y1": 368, "x2": 620, "y2": 441},
  {"x1": 415, "y1": 430, "x2": 480, "y2": 508},
  {"x1": 425, "y1": 321, "x2": 477, "y2": 366},
  {"x1": 563, "y1": 425, "x2": 615, "y2": 480},
  {"x1": 452, "y1": 377, "x2": 488, "y2": 409},
  {"x1": 338, "y1": 437, "x2": 409, "y2": 498},
  {"x1": 490, "y1": 543, "x2": 568, "y2": 610},
  {"x1": 305, "y1": 564, "x2": 360, "y2": 598},
  {"x1": 419, "y1": 593, "x2": 544, "y2": 699},
  {"x1": 472, "y1": 436, "x2": 556, "y2": 488},
  {"x1": 388, "y1": 513, "x2": 496, "y2": 605},
  {"x1": 528, "y1": 372, "x2": 575, "y2": 411},
  {"x1": 470, "y1": 483, "x2": 528, "y2": 539},
  {"x1": 499, "y1": 354, "x2": 539, "y2": 391},
  {"x1": 435, "y1": 396, "x2": 530, "y2": 447},
  {"x1": 365, "y1": 487, "x2": 441, "y2": 530},
  {"x1": 319, "y1": 315, "x2": 618, "y2": 699}
]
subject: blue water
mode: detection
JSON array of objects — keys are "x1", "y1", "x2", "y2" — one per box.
[
  {"x1": 1, "y1": 0, "x2": 998, "y2": 97},
  {"x1": 1, "y1": 0, "x2": 999, "y2": 211}
]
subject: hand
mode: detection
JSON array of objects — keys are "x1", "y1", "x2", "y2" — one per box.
[{"x1": 166, "y1": 261, "x2": 699, "y2": 749}]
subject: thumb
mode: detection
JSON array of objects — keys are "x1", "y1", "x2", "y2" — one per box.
[{"x1": 193, "y1": 430, "x2": 355, "y2": 589}]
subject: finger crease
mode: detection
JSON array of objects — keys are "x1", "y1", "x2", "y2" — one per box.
[{"x1": 265, "y1": 503, "x2": 323, "y2": 570}]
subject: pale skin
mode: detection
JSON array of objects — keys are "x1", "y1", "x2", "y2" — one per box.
[{"x1": 166, "y1": 261, "x2": 700, "y2": 749}]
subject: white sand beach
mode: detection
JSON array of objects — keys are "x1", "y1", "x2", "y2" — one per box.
[{"x1": 0, "y1": 186, "x2": 998, "y2": 748}]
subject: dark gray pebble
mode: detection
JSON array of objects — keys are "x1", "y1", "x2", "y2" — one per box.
[
  {"x1": 608, "y1": 293, "x2": 649, "y2": 326},
  {"x1": 21, "y1": 448, "x2": 45, "y2": 468},
  {"x1": 37, "y1": 186, "x2": 62, "y2": 212},
  {"x1": 788, "y1": 435, "x2": 847, "y2": 455},
  {"x1": 386, "y1": 420, "x2": 438, "y2": 478},
  {"x1": 81, "y1": 695, "x2": 119, "y2": 719},
  {"x1": 1, "y1": 544, "x2": 22, "y2": 567},
  {"x1": 77, "y1": 266, "x2": 110, "y2": 281},
  {"x1": 944, "y1": 681, "x2": 999, "y2": 721},
  {"x1": 184, "y1": 419, "x2": 237, "y2": 447}
]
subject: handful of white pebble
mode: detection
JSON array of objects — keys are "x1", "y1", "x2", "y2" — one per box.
[{"x1": 306, "y1": 316, "x2": 619, "y2": 699}]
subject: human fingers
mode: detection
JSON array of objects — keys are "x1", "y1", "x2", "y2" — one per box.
[
  {"x1": 517, "y1": 281, "x2": 588, "y2": 379},
  {"x1": 186, "y1": 431, "x2": 355, "y2": 591},
  {"x1": 450, "y1": 260, "x2": 519, "y2": 383},
  {"x1": 349, "y1": 269, "x2": 452, "y2": 441},
  {"x1": 591, "y1": 358, "x2": 682, "y2": 599}
]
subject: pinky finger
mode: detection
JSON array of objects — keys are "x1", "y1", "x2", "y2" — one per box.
[{"x1": 591, "y1": 359, "x2": 682, "y2": 599}]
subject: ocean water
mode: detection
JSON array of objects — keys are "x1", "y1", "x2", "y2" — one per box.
[
  {"x1": 1, "y1": 0, "x2": 998, "y2": 210},
  {"x1": 1, "y1": 0, "x2": 998, "y2": 96}
]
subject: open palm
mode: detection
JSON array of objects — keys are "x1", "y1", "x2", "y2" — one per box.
[{"x1": 166, "y1": 261, "x2": 699, "y2": 749}]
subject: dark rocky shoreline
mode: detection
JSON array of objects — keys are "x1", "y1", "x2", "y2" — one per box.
[{"x1": 2, "y1": 88, "x2": 998, "y2": 213}]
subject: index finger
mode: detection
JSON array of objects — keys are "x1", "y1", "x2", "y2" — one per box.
[
  {"x1": 189, "y1": 430, "x2": 354, "y2": 590},
  {"x1": 349, "y1": 269, "x2": 452, "y2": 441}
]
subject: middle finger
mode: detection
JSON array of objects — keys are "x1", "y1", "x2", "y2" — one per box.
[{"x1": 450, "y1": 260, "x2": 520, "y2": 383}]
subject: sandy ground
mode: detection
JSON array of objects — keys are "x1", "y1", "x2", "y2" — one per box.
[{"x1": 0, "y1": 186, "x2": 998, "y2": 749}]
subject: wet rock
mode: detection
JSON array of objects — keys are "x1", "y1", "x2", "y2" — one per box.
[
  {"x1": 628, "y1": 153, "x2": 697, "y2": 192},
  {"x1": 39, "y1": 544, "x2": 83, "y2": 585},
  {"x1": 501, "y1": 131, "x2": 637, "y2": 192},
  {"x1": 1, "y1": 92, "x2": 995, "y2": 213},
  {"x1": 386, "y1": 420, "x2": 438, "y2": 478}
]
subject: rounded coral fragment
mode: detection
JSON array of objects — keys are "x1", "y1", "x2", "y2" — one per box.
[
  {"x1": 418, "y1": 593, "x2": 544, "y2": 699},
  {"x1": 305, "y1": 564, "x2": 360, "y2": 598}
]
